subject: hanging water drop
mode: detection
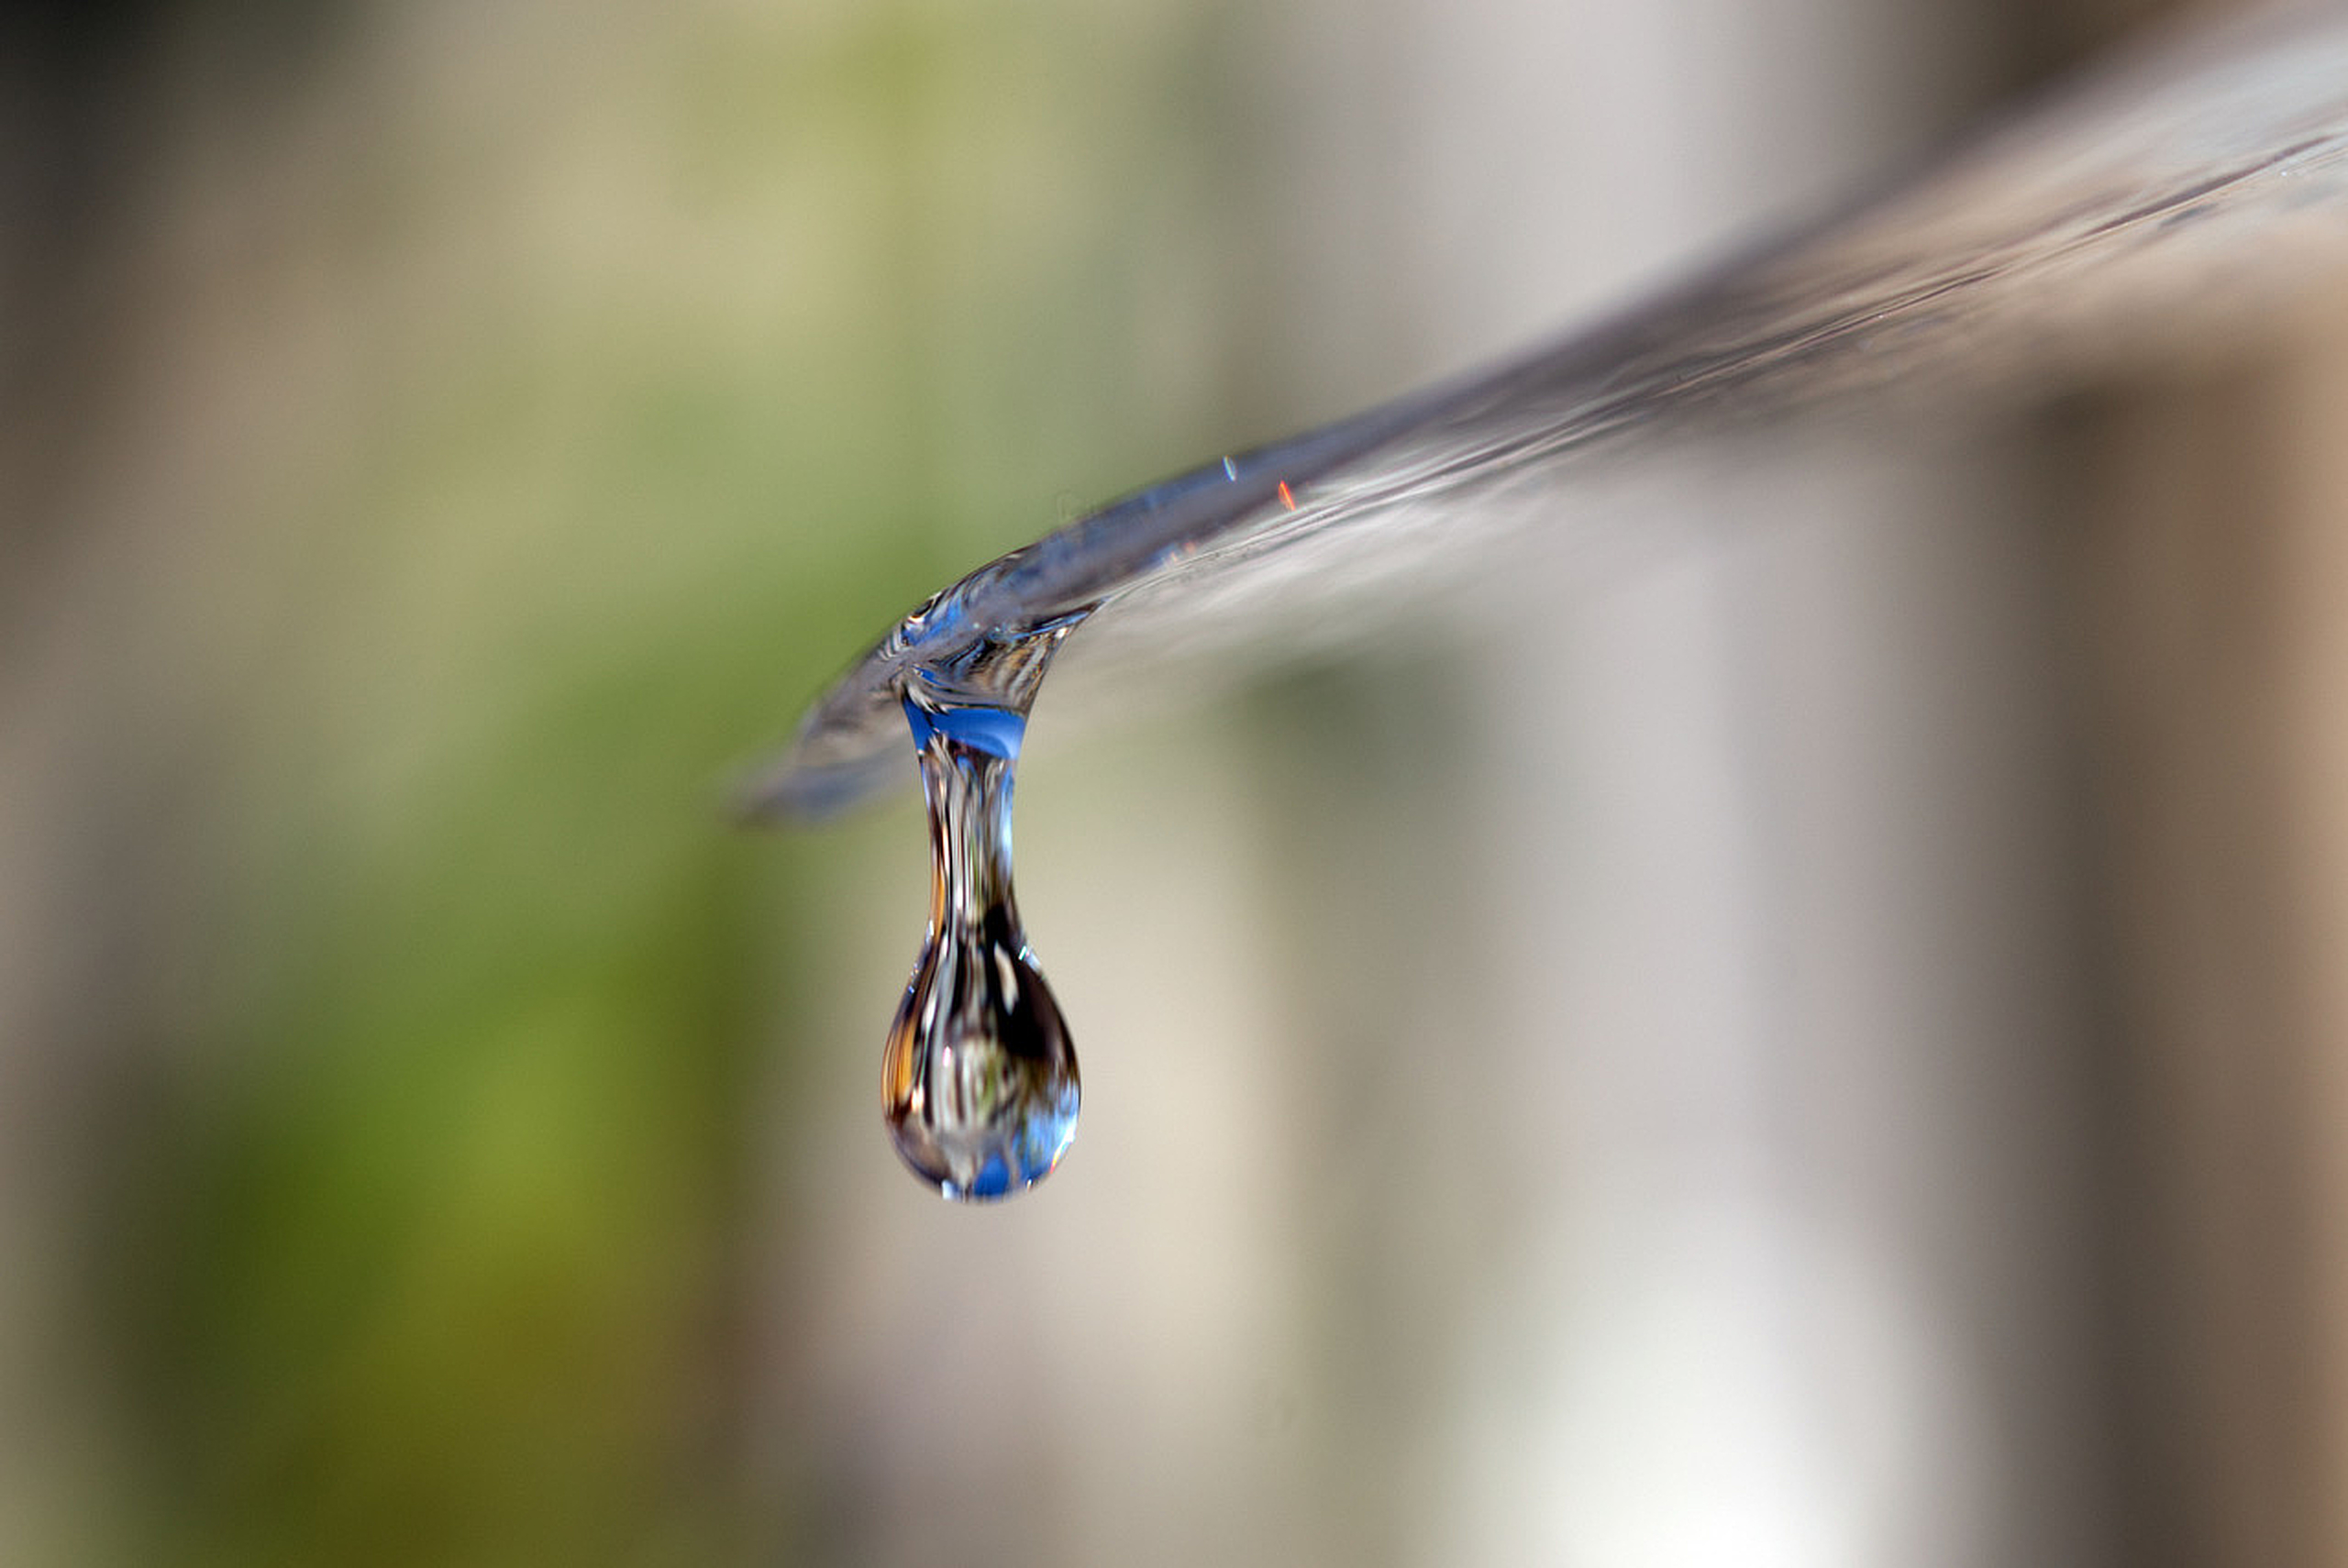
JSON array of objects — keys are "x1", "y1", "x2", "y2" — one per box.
[{"x1": 883, "y1": 672, "x2": 1079, "y2": 1200}]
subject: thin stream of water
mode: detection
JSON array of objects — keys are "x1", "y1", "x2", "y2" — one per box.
[
  {"x1": 762, "y1": 6, "x2": 2348, "y2": 1199},
  {"x1": 749, "y1": 9, "x2": 2348, "y2": 827}
]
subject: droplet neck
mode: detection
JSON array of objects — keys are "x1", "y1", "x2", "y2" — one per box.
[{"x1": 904, "y1": 692, "x2": 1022, "y2": 927}]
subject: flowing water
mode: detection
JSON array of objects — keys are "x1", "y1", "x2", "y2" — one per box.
[{"x1": 766, "y1": 10, "x2": 2348, "y2": 1199}]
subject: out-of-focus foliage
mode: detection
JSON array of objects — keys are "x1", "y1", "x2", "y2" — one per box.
[{"x1": 11, "y1": 2, "x2": 1240, "y2": 1561}]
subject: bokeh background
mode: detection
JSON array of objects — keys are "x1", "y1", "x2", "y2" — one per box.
[{"x1": 6, "y1": 0, "x2": 2348, "y2": 1563}]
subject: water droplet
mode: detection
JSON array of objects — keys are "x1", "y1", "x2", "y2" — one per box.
[{"x1": 882, "y1": 670, "x2": 1078, "y2": 1200}]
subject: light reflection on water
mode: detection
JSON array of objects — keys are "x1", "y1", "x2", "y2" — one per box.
[
  {"x1": 755, "y1": 7, "x2": 2348, "y2": 824},
  {"x1": 6, "y1": 0, "x2": 2346, "y2": 1563}
]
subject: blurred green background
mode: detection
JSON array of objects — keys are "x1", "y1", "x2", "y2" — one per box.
[
  {"x1": 20, "y1": 1, "x2": 2348, "y2": 1566},
  {"x1": 5, "y1": 2, "x2": 1282, "y2": 1560}
]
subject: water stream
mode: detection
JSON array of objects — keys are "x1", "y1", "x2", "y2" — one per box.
[{"x1": 765, "y1": 9, "x2": 2348, "y2": 1199}]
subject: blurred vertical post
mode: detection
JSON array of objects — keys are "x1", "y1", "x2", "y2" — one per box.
[
  {"x1": 2069, "y1": 300, "x2": 2348, "y2": 1568},
  {"x1": 2042, "y1": 3, "x2": 2348, "y2": 1566}
]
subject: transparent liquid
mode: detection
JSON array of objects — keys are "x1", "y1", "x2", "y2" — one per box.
[
  {"x1": 754, "y1": 10, "x2": 2348, "y2": 1201},
  {"x1": 880, "y1": 632, "x2": 1082, "y2": 1200},
  {"x1": 747, "y1": 13, "x2": 2348, "y2": 825}
]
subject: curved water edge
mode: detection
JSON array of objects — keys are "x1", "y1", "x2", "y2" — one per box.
[{"x1": 744, "y1": 6, "x2": 2348, "y2": 824}]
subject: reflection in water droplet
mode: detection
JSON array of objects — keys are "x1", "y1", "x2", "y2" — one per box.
[{"x1": 883, "y1": 675, "x2": 1078, "y2": 1200}]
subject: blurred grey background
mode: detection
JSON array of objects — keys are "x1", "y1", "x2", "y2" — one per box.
[{"x1": 5, "y1": 0, "x2": 2346, "y2": 1563}]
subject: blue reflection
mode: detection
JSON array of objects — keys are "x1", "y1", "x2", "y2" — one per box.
[{"x1": 901, "y1": 690, "x2": 1026, "y2": 760}]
